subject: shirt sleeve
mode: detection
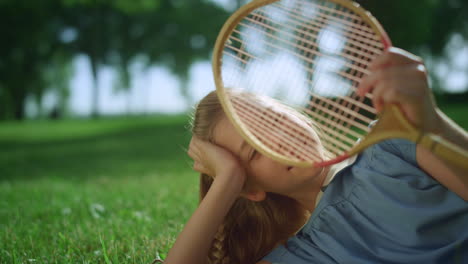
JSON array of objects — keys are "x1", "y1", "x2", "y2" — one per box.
[
  {"x1": 261, "y1": 244, "x2": 287, "y2": 263},
  {"x1": 261, "y1": 235, "x2": 339, "y2": 264},
  {"x1": 360, "y1": 138, "x2": 440, "y2": 192},
  {"x1": 375, "y1": 138, "x2": 417, "y2": 166}
]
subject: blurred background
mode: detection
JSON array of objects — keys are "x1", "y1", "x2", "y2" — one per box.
[
  {"x1": 0, "y1": 0, "x2": 467, "y2": 263},
  {"x1": 0, "y1": 0, "x2": 467, "y2": 120}
]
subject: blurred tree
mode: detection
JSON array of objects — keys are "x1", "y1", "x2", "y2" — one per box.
[
  {"x1": 62, "y1": 0, "x2": 228, "y2": 116},
  {"x1": 62, "y1": 3, "x2": 109, "y2": 118},
  {"x1": 41, "y1": 52, "x2": 74, "y2": 118},
  {"x1": 139, "y1": 0, "x2": 228, "y2": 105},
  {"x1": 357, "y1": 0, "x2": 468, "y2": 54},
  {"x1": 0, "y1": 0, "x2": 466, "y2": 120},
  {"x1": 357, "y1": 0, "x2": 468, "y2": 93},
  {"x1": 427, "y1": 0, "x2": 468, "y2": 55},
  {"x1": 61, "y1": 0, "x2": 161, "y2": 117},
  {"x1": 0, "y1": 1, "x2": 68, "y2": 120},
  {"x1": 0, "y1": 0, "x2": 228, "y2": 120}
]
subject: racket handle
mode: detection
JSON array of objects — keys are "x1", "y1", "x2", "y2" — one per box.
[{"x1": 419, "y1": 133, "x2": 468, "y2": 171}]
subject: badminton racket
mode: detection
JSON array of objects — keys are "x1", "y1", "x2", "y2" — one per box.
[{"x1": 212, "y1": 0, "x2": 468, "y2": 169}]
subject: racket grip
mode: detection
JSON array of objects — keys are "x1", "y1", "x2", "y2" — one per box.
[{"x1": 418, "y1": 133, "x2": 468, "y2": 171}]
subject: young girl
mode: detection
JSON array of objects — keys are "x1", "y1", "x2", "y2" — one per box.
[{"x1": 163, "y1": 48, "x2": 468, "y2": 264}]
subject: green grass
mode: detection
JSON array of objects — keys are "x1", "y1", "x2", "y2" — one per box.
[
  {"x1": 0, "y1": 115, "x2": 198, "y2": 263},
  {"x1": 0, "y1": 102, "x2": 466, "y2": 263},
  {"x1": 439, "y1": 103, "x2": 468, "y2": 130}
]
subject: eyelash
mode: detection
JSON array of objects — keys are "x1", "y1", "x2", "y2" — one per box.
[{"x1": 250, "y1": 150, "x2": 257, "y2": 161}]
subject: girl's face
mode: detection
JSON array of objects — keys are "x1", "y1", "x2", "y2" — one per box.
[{"x1": 212, "y1": 113, "x2": 324, "y2": 198}]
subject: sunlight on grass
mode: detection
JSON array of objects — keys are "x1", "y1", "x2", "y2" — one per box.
[
  {"x1": 0, "y1": 103, "x2": 466, "y2": 263},
  {"x1": 1, "y1": 174, "x2": 198, "y2": 263},
  {"x1": 0, "y1": 115, "x2": 198, "y2": 263}
]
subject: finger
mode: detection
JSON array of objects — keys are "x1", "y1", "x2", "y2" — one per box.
[
  {"x1": 188, "y1": 147, "x2": 205, "y2": 165},
  {"x1": 193, "y1": 161, "x2": 207, "y2": 173},
  {"x1": 369, "y1": 78, "x2": 391, "y2": 112},
  {"x1": 187, "y1": 141, "x2": 199, "y2": 159},
  {"x1": 187, "y1": 148, "x2": 199, "y2": 161},
  {"x1": 369, "y1": 47, "x2": 423, "y2": 71},
  {"x1": 189, "y1": 136, "x2": 201, "y2": 150},
  {"x1": 367, "y1": 68, "x2": 422, "y2": 110},
  {"x1": 356, "y1": 70, "x2": 381, "y2": 97},
  {"x1": 193, "y1": 161, "x2": 210, "y2": 175},
  {"x1": 357, "y1": 65, "x2": 400, "y2": 97},
  {"x1": 371, "y1": 77, "x2": 427, "y2": 115},
  {"x1": 188, "y1": 136, "x2": 205, "y2": 159},
  {"x1": 188, "y1": 137, "x2": 197, "y2": 155},
  {"x1": 357, "y1": 63, "x2": 426, "y2": 97},
  {"x1": 191, "y1": 136, "x2": 210, "y2": 152}
]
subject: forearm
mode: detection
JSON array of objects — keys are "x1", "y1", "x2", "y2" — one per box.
[
  {"x1": 438, "y1": 109, "x2": 468, "y2": 193},
  {"x1": 435, "y1": 109, "x2": 468, "y2": 148},
  {"x1": 418, "y1": 109, "x2": 468, "y2": 200},
  {"x1": 165, "y1": 174, "x2": 242, "y2": 264}
]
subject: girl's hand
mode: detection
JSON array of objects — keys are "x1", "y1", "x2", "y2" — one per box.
[
  {"x1": 357, "y1": 47, "x2": 440, "y2": 134},
  {"x1": 167, "y1": 137, "x2": 248, "y2": 264},
  {"x1": 188, "y1": 136, "x2": 246, "y2": 192}
]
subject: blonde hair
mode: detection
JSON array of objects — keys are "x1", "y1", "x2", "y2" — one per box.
[{"x1": 191, "y1": 91, "x2": 310, "y2": 264}]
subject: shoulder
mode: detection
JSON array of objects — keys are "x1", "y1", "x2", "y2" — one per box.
[
  {"x1": 256, "y1": 261, "x2": 271, "y2": 264},
  {"x1": 333, "y1": 139, "x2": 440, "y2": 200},
  {"x1": 356, "y1": 138, "x2": 420, "y2": 173},
  {"x1": 373, "y1": 138, "x2": 416, "y2": 163},
  {"x1": 416, "y1": 144, "x2": 468, "y2": 200}
]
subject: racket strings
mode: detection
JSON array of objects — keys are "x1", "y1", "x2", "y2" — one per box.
[
  {"x1": 230, "y1": 8, "x2": 379, "y2": 69},
  {"x1": 220, "y1": 0, "x2": 386, "y2": 163},
  {"x1": 235, "y1": 96, "x2": 355, "y2": 158},
  {"x1": 240, "y1": 99, "x2": 322, "y2": 160},
  {"x1": 237, "y1": 111, "x2": 323, "y2": 162},
  {"x1": 284, "y1": 0, "x2": 376, "y2": 35},
  {"x1": 232, "y1": 93, "x2": 358, "y2": 158},
  {"x1": 232, "y1": 96, "x2": 325, "y2": 161},
  {"x1": 222, "y1": 52, "x2": 376, "y2": 128},
  {"x1": 237, "y1": 19, "x2": 373, "y2": 86},
  {"x1": 257, "y1": 1, "x2": 383, "y2": 89},
  {"x1": 230, "y1": 8, "x2": 383, "y2": 92},
  {"x1": 225, "y1": 32, "x2": 368, "y2": 91},
  {"x1": 305, "y1": 96, "x2": 369, "y2": 129},
  {"x1": 319, "y1": 101, "x2": 364, "y2": 149},
  {"x1": 271, "y1": 1, "x2": 384, "y2": 51},
  {"x1": 302, "y1": 109, "x2": 363, "y2": 154},
  {"x1": 225, "y1": 33, "x2": 371, "y2": 105},
  {"x1": 303, "y1": 101, "x2": 368, "y2": 137},
  {"x1": 225, "y1": 37, "x2": 258, "y2": 63},
  {"x1": 240, "y1": 12, "x2": 377, "y2": 75},
  {"x1": 222, "y1": 58, "x2": 374, "y2": 156},
  {"x1": 228, "y1": 94, "x2": 369, "y2": 159},
  {"x1": 225, "y1": 40, "x2": 376, "y2": 118}
]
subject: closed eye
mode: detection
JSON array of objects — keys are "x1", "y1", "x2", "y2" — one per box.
[{"x1": 249, "y1": 149, "x2": 258, "y2": 161}]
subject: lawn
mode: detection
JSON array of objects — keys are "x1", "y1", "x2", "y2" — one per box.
[
  {"x1": 0, "y1": 102, "x2": 466, "y2": 263},
  {"x1": 0, "y1": 115, "x2": 197, "y2": 263}
]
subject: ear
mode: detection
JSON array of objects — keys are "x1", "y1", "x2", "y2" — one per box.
[{"x1": 241, "y1": 189, "x2": 266, "y2": 202}]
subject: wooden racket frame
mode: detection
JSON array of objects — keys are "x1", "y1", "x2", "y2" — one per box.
[{"x1": 212, "y1": 0, "x2": 468, "y2": 169}]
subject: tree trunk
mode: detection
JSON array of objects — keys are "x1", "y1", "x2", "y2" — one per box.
[
  {"x1": 90, "y1": 57, "x2": 99, "y2": 118},
  {"x1": 89, "y1": 4, "x2": 106, "y2": 119},
  {"x1": 0, "y1": 87, "x2": 11, "y2": 120},
  {"x1": 12, "y1": 85, "x2": 26, "y2": 120}
]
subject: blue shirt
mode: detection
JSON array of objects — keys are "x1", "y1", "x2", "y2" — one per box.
[{"x1": 263, "y1": 139, "x2": 468, "y2": 264}]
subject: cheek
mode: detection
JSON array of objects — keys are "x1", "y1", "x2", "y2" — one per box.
[{"x1": 249, "y1": 157, "x2": 287, "y2": 189}]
